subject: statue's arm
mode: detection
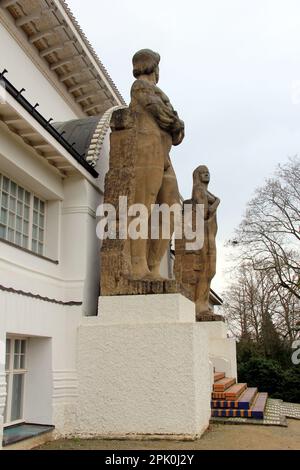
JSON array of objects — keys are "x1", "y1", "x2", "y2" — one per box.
[
  {"x1": 131, "y1": 81, "x2": 183, "y2": 134},
  {"x1": 208, "y1": 195, "x2": 220, "y2": 216}
]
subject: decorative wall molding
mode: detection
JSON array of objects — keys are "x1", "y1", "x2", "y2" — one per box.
[
  {"x1": 0, "y1": 284, "x2": 82, "y2": 306},
  {"x1": 0, "y1": 371, "x2": 7, "y2": 418},
  {"x1": 53, "y1": 370, "x2": 78, "y2": 401},
  {"x1": 62, "y1": 206, "x2": 96, "y2": 218},
  {"x1": 86, "y1": 105, "x2": 127, "y2": 167}
]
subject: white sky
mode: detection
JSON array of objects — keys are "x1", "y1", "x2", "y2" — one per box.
[{"x1": 67, "y1": 0, "x2": 300, "y2": 291}]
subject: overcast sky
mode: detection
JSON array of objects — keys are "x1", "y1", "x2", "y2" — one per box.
[{"x1": 68, "y1": 0, "x2": 300, "y2": 291}]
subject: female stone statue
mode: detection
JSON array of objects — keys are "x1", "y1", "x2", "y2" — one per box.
[{"x1": 192, "y1": 165, "x2": 220, "y2": 318}]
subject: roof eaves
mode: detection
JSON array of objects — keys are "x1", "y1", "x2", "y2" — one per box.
[
  {"x1": 57, "y1": 0, "x2": 126, "y2": 106},
  {"x1": 1, "y1": 70, "x2": 99, "y2": 178}
]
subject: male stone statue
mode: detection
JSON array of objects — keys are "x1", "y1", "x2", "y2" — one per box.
[
  {"x1": 175, "y1": 165, "x2": 221, "y2": 320},
  {"x1": 129, "y1": 49, "x2": 184, "y2": 280},
  {"x1": 100, "y1": 49, "x2": 184, "y2": 295}
]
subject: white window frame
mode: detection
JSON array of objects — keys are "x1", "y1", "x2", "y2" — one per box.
[
  {"x1": 0, "y1": 172, "x2": 46, "y2": 256},
  {"x1": 4, "y1": 336, "x2": 28, "y2": 427}
]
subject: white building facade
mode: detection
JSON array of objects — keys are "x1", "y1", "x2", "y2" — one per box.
[{"x1": 0, "y1": 0, "x2": 125, "y2": 448}]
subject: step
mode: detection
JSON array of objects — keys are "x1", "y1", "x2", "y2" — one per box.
[
  {"x1": 224, "y1": 383, "x2": 247, "y2": 400},
  {"x1": 211, "y1": 387, "x2": 258, "y2": 409},
  {"x1": 251, "y1": 392, "x2": 268, "y2": 419},
  {"x1": 238, "y1": 387, "x2": 258, "y2": 409},
  {"x1": 214, "y1": 372, "x2": 225, "y2": 382},
  {"x1": 213, "y1": 377, "x2": 236, "y2": 392},
  {"x1": 212, "y1": 382, "x2": 246, "y2": 400},
  {"x1": 211, "y1": 408, "x2": 254, "y2": 418},
  {"x1": 211, "y1": 393, "x2": 268, "y2": 419}
]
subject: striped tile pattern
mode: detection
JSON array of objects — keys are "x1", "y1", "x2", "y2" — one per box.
[
  {"x1": 212, "y1": 372, "x2": 268, "y2": 420},
  {"x1": 213, "y1": 377, "x2": 236, "y2": 392}
]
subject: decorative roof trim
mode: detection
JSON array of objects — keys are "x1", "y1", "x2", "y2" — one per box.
[
  {"x1": 86, "y1": 105, "x2": 127, "y2": 167},
  {"x1": 1, "y1": 72, "x2": 98, "y2": 177},
  {"x1": 57, "y1": 0, "x2": 126, "y2": 106},
  {"x1": 0, "y1": 283, "x2": 82, "y2": 306}
]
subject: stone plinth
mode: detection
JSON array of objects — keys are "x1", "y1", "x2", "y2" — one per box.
[
  {"x1": 77, "y1": 294, "x2": 211, "y2": 439},
  {"x1": 199, "y1": 322, "x2": 237, "y2": 379}
]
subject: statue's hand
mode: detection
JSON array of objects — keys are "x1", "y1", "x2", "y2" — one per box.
[
  {"x1": 147, "y1": 103, "x2": 174, "y2": 125},
  {"x1": 172, "y1": 120, "x2": 185, "y2": 145}
]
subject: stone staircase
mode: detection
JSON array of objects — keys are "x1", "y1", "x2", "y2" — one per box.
[{"x1": 211, "y1": 372, "x2": 268, "y2": 419}]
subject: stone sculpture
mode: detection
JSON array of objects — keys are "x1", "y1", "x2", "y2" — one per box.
[
  {"x1": 175, "y1": 166, "x2": 221, "y2": 320},
  {"x1": 100, "y1": 49, "x2": 184, "y2": 295}
]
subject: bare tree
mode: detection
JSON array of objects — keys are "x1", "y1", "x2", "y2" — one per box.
[
  {"x1": 236, "y1": 156, "x2": 300, "y2": 300},
  {"x1": 223, "y1": 260, "x2": 298, "y2": 351}
]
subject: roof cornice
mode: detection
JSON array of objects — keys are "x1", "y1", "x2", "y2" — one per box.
[{"x1": 0, "y1": 0, "x2": 126, "y2": 117}]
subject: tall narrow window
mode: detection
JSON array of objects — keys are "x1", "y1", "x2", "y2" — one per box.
[
  {"x1": 4, "y1": 337, "x2": 27, "y2": 426},
  {"x1": 0, "y1": 173, "x2": 46, "y2": 255}
]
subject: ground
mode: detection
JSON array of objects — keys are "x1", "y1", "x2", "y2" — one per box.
[{"x1": 37, "y1": 419, "x2": 300, "y2": 450}]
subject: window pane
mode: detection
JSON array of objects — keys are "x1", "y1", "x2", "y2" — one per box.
[
  {"x1": 24, "y1": 205, "x2": 30, "y2": 220},
  {"x1": 17, "y1": 187, "x2": 24, "y2": 200},
  {"x1": 38, "y1": 243, "x2": 43, "y2": 255},
  {"x1": 5, "y1": 339, "x2": 11, "y2": 371},
  {"x1": 2, "y1": 192, "x2": 8, "y2": 208},
  {"x1": 10, "y1": 374, "x2": 24, "y2": 422},
  {"x1": 14, "y1": 353, "x2": 20, "y2": 369},
  {"x1": 17, "y1": 201, "x2": 23, "y2": 216},
  {"x1": 25, "y1": 191, "x2": 30, "y2": 205},
  {"x1": 8, "y1": 228, "x2": 14, "y2": 242},
  {"x1": 23, "y1": 221, "x2": 29, "y2": 235},
  {"x1": 0, "y1": 208, "x2": 7, "y2": 224},
  {"x1": 15, "y1": 232, "x2": 22, "y2": 246},
  {"x1": 3, "y1": 177, "x2": 9, "y2": 192},
  {"x1": 20, "y1": 355, "x2": 25, "y2": 369},
  {"x1": 33, "y1": 211, "x2": 38, "y2": 225},
  {"x1": 22, "y1": 235, "x2": 28, "y2": 248},
  {"x1": 39, "y1": 229, "x2": 44, "y2": 242},
  {"x1": 8, "y1": 212, "x2": 15, "y2": 228},
  {"x1": 32, "y1": 225, "x2": 38, "y2": 239},
  {"x1": 10, "y1": 182, "x2": 17, "y2": 196},
  {"x1": 32, "y1": 240, "x2": 37, "y2": 253},
  {"x1": 4, "y1": 374, "x2": 9, "y2": 424},
  {"x1": 14, "y1": 340, "x2": 20, "y2": 354},
  {"x1": 40, "y1": 201, "x2": 45, "y2": 214},
  {"x1": 0, "y1": 224, "x2": 6, "y2": 238},
  {"x1": 34, "y1": 197, "x2": 39, "y2": 210},
  {"x1": 16, "y1": 216, "x2": 22, "y2": 232},
  {"x1": 39, "y1": 214, "x2": 45, "y2": 228}
]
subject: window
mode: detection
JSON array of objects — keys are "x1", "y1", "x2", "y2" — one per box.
[
  {"x1": 4, "y1": 338, "x2": 27, "y2": 426},
  {"x1": 0, "y1": 174, "x2": 45, "y2": 255}
]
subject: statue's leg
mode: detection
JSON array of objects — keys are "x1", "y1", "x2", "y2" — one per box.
[
  {"x1": 130, "y1": 165, "x2": 163, "y2": 279},
  {"x1": 195, "y1": 276, "x2": 211, "y2": 317},
  {"x1": 148, "y1": 165, "x2": 180, "y2": 279}
]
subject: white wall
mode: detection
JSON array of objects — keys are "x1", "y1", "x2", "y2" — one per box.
[
  {"x1": 0, "y1": 124, "x2": 102, "y2": 308},
  {"x1": 0, "y1": 290, "x2": 82, "y2": 446},
  {"x1": 0, "y1": 23, "x2": 78, "y2": 122}
]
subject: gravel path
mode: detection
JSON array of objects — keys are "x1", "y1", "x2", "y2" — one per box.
[{"x1": 37, "y1": 419, "x2": 300, "y2": 450}]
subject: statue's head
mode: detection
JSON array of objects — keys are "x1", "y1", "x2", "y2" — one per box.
[
  {"x1": 194, "y1": 165, "x2": 210, "y2": 184},
  {"x1": 132, "y1": 49, "x2": 160, "y2": 83}
]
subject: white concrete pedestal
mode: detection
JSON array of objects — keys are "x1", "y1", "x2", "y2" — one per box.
[
  {"x1": 76, "y1": 294, "x2": 211, "y2": 439},
  {"x1": 200, "y1": 322, "x2": 237, "y2": 379}
]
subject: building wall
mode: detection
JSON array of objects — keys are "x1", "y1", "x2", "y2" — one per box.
[
  {"x1": 0, "y1": 124, "x2": 102, "y2": 306},
  {"x1": 0, "y1": 23, "x2": 78, "y2": 122},
  {"x1": 0, "y1": 110, "x2": 103, "y2": 446},
  {"x1": 0, "y1": 290, "x2": 82, "y2": 442}
]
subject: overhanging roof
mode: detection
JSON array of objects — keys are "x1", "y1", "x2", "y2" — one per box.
[
  {"x1": 0, "y1": 72, "x2": 102, "y2": 182},
  {"x1": 0, "y1": 0, "x2": 126, "y2": 116}
]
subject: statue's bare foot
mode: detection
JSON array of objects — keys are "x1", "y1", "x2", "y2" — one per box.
[
  {"x1": 129, "y1": 256, "x2": 151, "y2": 280},
  {"x1": 145, "y1": 267, "x2": 169, "y2": 282}
]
